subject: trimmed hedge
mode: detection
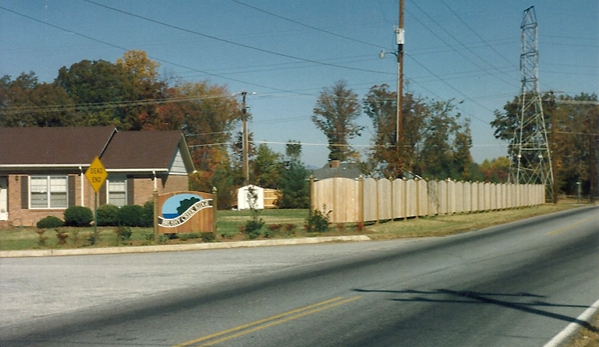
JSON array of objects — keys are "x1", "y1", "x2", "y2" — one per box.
[
  {"x1": 118, "y1": 204, "x2": 144, "y2": 227},
  {"x1": 36, "y1": 215, "x2": 64, "y2": 229},
  {"x1": 64, "y1": 206, "x2": 93, "y2": 227},
  {"x1": 141, "y1": 200, "x2": 154, "y2": 227},
  {"x1": 97, "y1": 204, "x2": 120, "y2": 226}
]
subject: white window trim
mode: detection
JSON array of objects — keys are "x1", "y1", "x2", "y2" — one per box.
[
  {"x1": 106, "y1": 175, "x2": 127, "y2": 207},
  {"x1": 29, "y1": 175, "x2": 68, "y2": 209}
]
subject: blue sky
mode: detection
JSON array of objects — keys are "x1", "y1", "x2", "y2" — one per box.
[{"x1": 1, "y1": 0, "x2": 597, "y2": 168}]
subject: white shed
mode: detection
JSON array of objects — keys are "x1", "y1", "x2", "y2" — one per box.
[{"x1": 237, "y1": 185, "x2": 265, "y2": 210}]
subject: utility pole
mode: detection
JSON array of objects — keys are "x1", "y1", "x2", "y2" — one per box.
[
  {"x1": 396, "y1": 0, "x2": 405, "y2": 149},
  {"x1": 241, "y1": 91, "x2": 249, "y2": 186},
  {"x1": 379, "y1": 0, "x2": 404, "y2": 175}
]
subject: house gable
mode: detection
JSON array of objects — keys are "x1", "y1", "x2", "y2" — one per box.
[
  {"x1": 100, "y1": 131, "x2": 194, "y2": 174},
  {"x1": 169, "y1": 148, "x2": 189, "y2": 175}
]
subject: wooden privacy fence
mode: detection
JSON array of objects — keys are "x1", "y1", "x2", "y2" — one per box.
[{"x1": 311, "y1": 177, "x2": 545, "y2": 224}]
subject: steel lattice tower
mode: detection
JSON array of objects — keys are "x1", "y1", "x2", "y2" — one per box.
[{"x1": 509, "y1": 6, "x2": 554, "y2": 202}]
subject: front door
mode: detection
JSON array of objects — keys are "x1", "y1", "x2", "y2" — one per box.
[{"x1": 0, "y1": 176, "x2": 7, "y2": 220}]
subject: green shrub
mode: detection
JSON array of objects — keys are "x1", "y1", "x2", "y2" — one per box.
[
  {"x1": 118, "y1": 204, "x2": 144, "y2": 227},
  {"x1": 97, "y1": 204, "x2": 119, "y2": 226},
  {"x1": 141, "y1": 200, "x2": 154, "y2": 227},
  {"x1": 36, "y1": 229, "x2": 48, "y2": 246},
  {"x1": 114, "y1": 226, "x2": 132, "y2": 243},
  {"x1": 179, "y1": 233, "x2": 200, "y2": 241},
  {"x1": 55, "y1": 229, "x2": 69, "y2": 245},
  {"x1": 36, "y1": 215, "x2": 64, "y2": 229},
  {"x1": 201, "y1": 232, "x2": 216, "y2": 242},
  {"x1": 64, "y1": 206, "x2": 93, "y2": 227},
  {"x1": 305, "y1": 208, "x2": 331, "y2": 233},
  {"x1": 245, "y1": 219, "x2": 264, "y2": 239}
]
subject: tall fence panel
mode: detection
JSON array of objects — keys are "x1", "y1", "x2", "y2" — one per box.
[
  {"x1": 428, "y1": 180, "x2": 439, "y2": 217},
  {"x1": 438, "y1": 180, "x2": 447, "y2": 216},
  {"x1": 417, "y1": 179, "x2": 428, "y2": 217},
  {"x1": 463, "y1": 182, "x2": 472, "y2": 213},
  {"x1": 455, "y1": 181, "x2": 464, "y2": 214},
  {"x1": 313, "y1": 177, "x2": 359, "y2": 224},
  {"x1": 312, "y1": 176, "x2": 545, "y2": 224},
  {"x1": 406, "y1": 179, "x2": 417, "y2": 217},
  {"x1": 363, "y1": 178, "x2": 377, "y2": 222},
  {"x1": 378, "y1": 178, "x2": 393, "y2": 220},
  {"x1": 393, "y1": 179, "x2": 406, "y2": 219}
]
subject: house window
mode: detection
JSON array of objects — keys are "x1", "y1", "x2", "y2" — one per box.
[
  {"x1": 107, "y1": 176, "x2": 127, "y2": 207},
  {"x1": 30, "y1": 176, "x2": 68, "y2": 209}
]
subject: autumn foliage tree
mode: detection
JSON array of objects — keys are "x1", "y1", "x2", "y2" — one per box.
[
  {"x1": 312, "y1": 80, "x2": 363, "y2": 162},
  {"x1": 492, "y1": 92, "x2": 598, "y2": 196}
]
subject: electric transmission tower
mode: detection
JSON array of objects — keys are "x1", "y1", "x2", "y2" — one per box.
[{"x1": 509, "y1": 6, "x2": 554, "y2": 202}]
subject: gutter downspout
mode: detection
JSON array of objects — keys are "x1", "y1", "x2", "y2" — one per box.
[
  {"x1": 79, "y1": 166, "x2": 84, "y2": 207},
  {"x1": 153, "y1": 171, "x2": 157, "y2": 191}
]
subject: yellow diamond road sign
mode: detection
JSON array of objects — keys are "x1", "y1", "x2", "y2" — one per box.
[{"x1": 85, "y1": 156, "x2": 108, "y2": 193}]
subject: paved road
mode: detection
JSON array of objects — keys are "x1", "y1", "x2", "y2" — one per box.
[{"x1": 1, "y1": 206, "x2": 598, "y2": 346}]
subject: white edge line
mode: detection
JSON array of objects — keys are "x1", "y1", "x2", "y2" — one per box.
[{"x1": 543, "y1": 298, "x2": 599, "y2": 347}]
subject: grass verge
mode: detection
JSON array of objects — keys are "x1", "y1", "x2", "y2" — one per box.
[
  {"x1": 0, "y1": 201, "x2": 591, "y2": 251},
  {"x1": 366, "y1": 201, "x2": 585, "y2": 240}
]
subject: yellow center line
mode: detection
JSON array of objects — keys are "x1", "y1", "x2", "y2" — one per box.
[
  {"x1": 197, "y1": 296, "x2": 362, "y2": 347},
  {"x1": 172, "y1": 296, "x2": 361, "y2": 347},
  {"x1": 545, "y1": 215, "x2": 598, "y2": 236}
]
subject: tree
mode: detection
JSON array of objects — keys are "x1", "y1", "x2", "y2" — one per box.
[
  {"x1": 278, "y1": 141, "x2": 310, "y2": 208},
  {"x1": 480, "y1": 157, "x2": 510, "y2": 183},
  {"x1": 55, "y1": 59, "x2": 138, "y2": 128},
  {"x1": 363, "y1": 84, "x2": 398, "y2": 176},
  {"x1": 116, "y1": 50, "x2": 160, "y2": 85},
  {"x1": 491, "y1": 92, "x2": 598, "y2": 196},
  {"x1": 251, "y1": 143, "x2": 281, "y2": 189},
  {"x1": 362, "y1": 84, "x2": 428, "y2": 177},
  {"x1": 415, "y1": 100, "x2": 473, "y2": 180},
  {"x1": 312, "y1": 80, "x2": 363, "y2": 162},
  {"x1": 0, "y1": 72, "x2": 74, "y2": 127}
]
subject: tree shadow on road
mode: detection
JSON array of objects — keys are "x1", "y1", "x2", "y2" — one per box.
[{"x1": 352, "y1": 288, "x2": 598, "y2": 333}]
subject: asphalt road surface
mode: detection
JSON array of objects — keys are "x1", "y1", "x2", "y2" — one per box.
[{"x1": 1, "y1": 206, "x2": 598, "y2": 347}]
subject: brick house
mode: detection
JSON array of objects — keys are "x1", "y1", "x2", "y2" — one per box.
[{"x1": 0, "y1": 126, "x2": 194, "y2": 227}]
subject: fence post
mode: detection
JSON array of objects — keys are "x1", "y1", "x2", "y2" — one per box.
[
  {"x1": 375, "y1": 178, "x2": 380, "y2": 224},
  {"x1": 358, "y1": 175, "x2": 364, "y2": 224},
  {"x1": 309, "y1": 175, "x2": 314, "y2": 219},
  {"x1": 212, "y1": 187, "x2": 218, "y2": 233}
]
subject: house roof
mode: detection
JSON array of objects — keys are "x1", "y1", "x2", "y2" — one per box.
[
  {"x1": 0, "y1": 126, "x2": 194, "y2": 174},
  {"x1": 100, "y1": 130, "x2": 192, "y2": 172},
  {"x1": 311, "y1": 161, "x2": 363, "y2": 180},
  {"x1": 0, "y1": 126, "x2": 116, "y2": 166}
]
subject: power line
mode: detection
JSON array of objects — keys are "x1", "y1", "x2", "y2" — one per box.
[
  {"x1": 441, "y1": 1, "x2": 517, "y2": 70},
  {"x1": 409, "y1": 2, "x2": 519, "y2": 89},
  {"x1": 229, "y1": 0, "x2": 382, "y2": 49},
  {"x1": 82, "y1": 0, "x2": 394, "y2": 76}
]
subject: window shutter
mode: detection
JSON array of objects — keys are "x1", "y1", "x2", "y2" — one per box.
[
  {"x1": 127, "y1": 178, "x2": 134, "y2": 205},
  {"x1": 20, "y1": 176, "x2": 28, "y2": 209},
  {"x1": 68, "y1": 176, "x2": 76, "y2": 207},
  {"x1": 99, "y1": 184, "x2": 106, "y2": 205}
]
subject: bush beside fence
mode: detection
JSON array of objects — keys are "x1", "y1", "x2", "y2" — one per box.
[{"x1": 311, "y1": 177, "x2": 545, "y2": 224}]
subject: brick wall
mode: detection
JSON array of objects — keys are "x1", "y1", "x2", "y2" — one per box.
[{"x1": 2, "y1": 173, "x2": 190, "y2": 227}]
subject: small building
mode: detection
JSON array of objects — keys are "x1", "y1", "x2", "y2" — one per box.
[
  {"x1": 237, "y1": 185, "x2": 265, "y2": 210},
  {"x1": 311, "y1": 160, "x2": 362, "y2": 180},
  {"x1": 0, "y1": 126, "x2": 194, "y2": 227}
]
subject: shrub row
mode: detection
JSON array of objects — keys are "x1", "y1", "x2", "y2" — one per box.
[{"x1": 36, "y1": 202, "x2": 154, "y2": 228}]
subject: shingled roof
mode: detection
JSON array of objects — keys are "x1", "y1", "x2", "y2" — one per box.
[
  {"x1": 0, "y1": 126, "x2": 116, "y2": 167},
  {"x1": 101, "y1": 130, "x2": 191, "y2": 172},
  {"x1": 0, "y1": 127, "x2": 194, "y2": 174}
]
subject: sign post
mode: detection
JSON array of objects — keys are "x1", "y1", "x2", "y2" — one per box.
[{"x1": 85, "y1": 156, "x2": 108, "y2": 245}]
